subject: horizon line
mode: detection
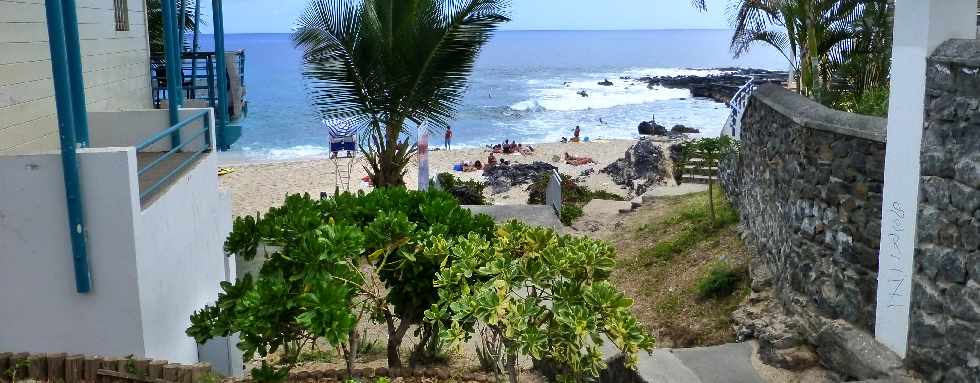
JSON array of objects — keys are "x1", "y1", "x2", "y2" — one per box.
[{"x1": 218, "y1": 27, "x2": 731, "y2": 34}]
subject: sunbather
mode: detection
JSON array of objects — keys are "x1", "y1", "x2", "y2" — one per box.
[{"x1": 564, "y1": 152, "x2": 595, "y2": 166}]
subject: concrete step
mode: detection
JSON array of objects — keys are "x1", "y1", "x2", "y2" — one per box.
[
  {"x1": 680, "y1": 174, "x2": 714, "y2": 184},
  {"x1": 600, "y1": 341, "x2": 766, "y2": 383},
  {"x1": 462, "y1": 204, "x2": 562, "y2": 230}
]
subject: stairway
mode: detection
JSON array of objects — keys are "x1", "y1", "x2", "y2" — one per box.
[{"x1": 680, "y1": 157, "x2": 718, "y2": 185}]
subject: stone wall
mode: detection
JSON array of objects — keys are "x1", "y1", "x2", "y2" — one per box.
[
  {"x1": 724, "y1": 85, "x2": 904, "y2": 379},
  {"x1": 908, "y1": 39, "x2": 980, "y2": 383}
]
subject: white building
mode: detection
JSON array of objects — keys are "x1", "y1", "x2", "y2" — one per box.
[{"x1": 0, "y1": 0, "x2": 240, "y2": 371}]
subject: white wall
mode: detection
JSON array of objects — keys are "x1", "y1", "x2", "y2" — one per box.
[
  {"x1": 88, "y1": 109, "x2": 211, "y2": 152},
  {"x1": 0, "y1": 0, "x2": 152, "y2": 154},
  {"x1": 134, "y1": 147, "x2": 233, "y2": 364},
  {"x1": 0, "y1": 147, "x2": 145, "y2": 356}
]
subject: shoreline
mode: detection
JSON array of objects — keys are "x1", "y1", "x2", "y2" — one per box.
[{"x1": 219, "y1": 139, "x2": 643, "y2": 217}]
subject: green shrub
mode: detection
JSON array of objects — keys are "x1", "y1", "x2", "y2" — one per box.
[
  {"x1": 830, "y1": 87, "x2": 889, "y2": 117},
  {"x1": 188, "y1": 187, "x2": 496, "y2": 378},
  {"x1": 527, "y1": 173, "x2": 624, "y2": 205},
  {"x1": 560, "y1": 204, "x2": 584, "y2": 226},
  {"x1": 695, "y1": 263, "x2": 743, "y2": 299},
  {"x1": 435, "y1": 172, "x2": 488, "y2": 205},
  {"x1": 427, "y1": 221, "x2": 654, "y2": 383}
]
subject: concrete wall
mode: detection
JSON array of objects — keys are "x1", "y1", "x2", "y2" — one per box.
[
  {"x1": 89, "y1": 109, "x2": 211, "y2": 152},
  {"x1": 0, "y1": 147, "x2": 144, "y2": 357},
  {"x1": 906, "y1": 39, "x2": 980, "y2": 383},
  {"x1": 134, "y1": 151, "x2": 232, "y2": 364},
  {"x1": 0, "y1": 109, "x2": 232, "y2": 363},
  {"x1": 0, "y1": 0, "x2": 152, "y2": 154}
]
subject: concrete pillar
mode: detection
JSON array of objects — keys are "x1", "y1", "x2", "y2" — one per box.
[{"x1": 875, "y1": 0, "x2": 976, "y2": 358}]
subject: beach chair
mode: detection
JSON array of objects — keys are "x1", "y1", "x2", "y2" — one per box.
[{"x1": 325, "y1": 120, "x2": 359, "y2": 192}]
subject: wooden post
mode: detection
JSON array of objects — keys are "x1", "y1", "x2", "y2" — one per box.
[
  {"x1": 162, "y1": 364, "x2": 180, "y2": 382},
  {"x1": 47, "y1": 353, "x2": 66, "y2": 383},
  {"x1": 0, "y1": 352, "x2": 11, "y2": 383},
  {"x1": 82, "y1": 357, "x2": 101, "y2": 383},
  {"x1": 28, "y1": 353, "x2": 47, "y2": 380},
  {"x1": 65, "y1": 355, "x2": 83, "y2": 383},
  {"x1": 132, "y1": 359, "x2": 149, "y2": 378},
  {"x1": 101, "y1": 358, "x2": 119, "y2": 383},
  {"x1": 147, "y1": 361, "x2": 167, "y2": 380},
  {"x1": 12, "y1": 353, "x2": 29, "y2": 381},
  {"x1": 177, "y1": 365, "x2": 193, "y2": 383},
  {"x1": 190, "y1": 363, "x2": 210, "y2": 383}
]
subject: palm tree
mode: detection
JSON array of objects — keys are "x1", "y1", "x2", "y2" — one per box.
[
  {"x1": 697, "y1": 0, "x2": 890, "y2": 101},
  {"x1": 146, "y1": 0, "x2": 201, "y2": 57},
  {"x1": 294, "y1": 0, "x2": 509, "y2": 187}
]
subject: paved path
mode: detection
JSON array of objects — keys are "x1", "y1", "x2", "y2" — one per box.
[{"x1": 603, "y1": 341, "x2": 767, "y2": 383}]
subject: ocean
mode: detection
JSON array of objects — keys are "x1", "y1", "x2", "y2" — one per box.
[{"x1": 210, "y1": 30, "x2": 785, "y2": 162}]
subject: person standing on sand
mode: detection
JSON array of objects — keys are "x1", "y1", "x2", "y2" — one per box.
[
  {"x1": 444, "y1": 126, "x2": 453, "y2": 150},
  {"x1": 573, "y1": 125, "x2": 581, "y2": 142}
]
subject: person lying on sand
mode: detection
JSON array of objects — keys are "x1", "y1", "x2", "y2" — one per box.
[
  {"x1": 461, "y1": 160, "x2": 484, "y2": 172},
  {"x1": 487, "y1": 153, "x2": 497, "y2": 167},
  {"x1": 564, "y1": 152, "x2": 596, "y2": 166},
  {"x1": 518, "y1": 144, "x2": 534, "y2": 155}
]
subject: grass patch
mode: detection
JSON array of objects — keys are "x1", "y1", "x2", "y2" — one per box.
[
  {"x1": 695, "y1": 262, "x2": 745, "y2": 299},
  {"x1": 560, "y1": 205, "x2": 584, "y2": 226},
  {"x1": 297, "y1": 349, "x2": 334, "y2": 363},
  {"x1": 609, "y1": 189, "x2": 751, "y2": 347},
  {"x1": 637, "y1": 191, "x2": 738, "y2": 265}
]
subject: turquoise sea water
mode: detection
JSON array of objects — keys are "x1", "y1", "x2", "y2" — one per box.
[{"x1": 207, "y1": 30, "x2": 785, "y2": 162}]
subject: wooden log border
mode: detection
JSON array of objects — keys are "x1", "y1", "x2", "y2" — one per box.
[{"x1": 0, "y1": 352, "x2": 501, "y2": 382}]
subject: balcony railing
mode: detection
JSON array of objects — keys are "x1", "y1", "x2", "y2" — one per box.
[
  {"x1": 150, "y1": 51, "x2": 246, "y2": 120},
  {"x1": 135, "y1": 109, "x2": 211, "y2": 202}
]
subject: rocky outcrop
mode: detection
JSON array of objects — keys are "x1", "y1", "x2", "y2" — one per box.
[
  {"x1": 670, "y1": 124, "x2": 700, "y2": 134},
  {"x1": 598, "y1": 79, "x2": 614, "y2": 86},
  {"x1": 637, "y1": 119, "x2": 667, "y2": 136},
  {"x1": 637, "y1": 68, "x2": 787, "y2": 104},
  {"x1": 602, "y1": 137, "x2": 667, "y2": 196},
  {"x1": 483, "y1": 162, "x2": 558, "y2": 194}
]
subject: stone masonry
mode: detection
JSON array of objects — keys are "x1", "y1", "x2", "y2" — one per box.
[
  {"x1": 722, "y1": 85, "x2": 907, "y2": 379},
  {"x1": 908, "y1": 39, "x2": 980, "y2": 383}
]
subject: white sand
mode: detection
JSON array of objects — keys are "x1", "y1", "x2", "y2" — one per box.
[{"x1": 218, "y1": 139, "x2": 639, "y2": 217}]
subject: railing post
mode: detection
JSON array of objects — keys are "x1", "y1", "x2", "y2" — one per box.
[
  {"x1": 44, "y1": 0, "x2": 91, "y2": 293},
  {"x1": 161, "y1": 0, "x2": 182, "y2": 148},
  {"x1": 211, "y1": 0, "x2": 228, "y2": 137},
  {"x1": 60, "y1": 0, "x2": 89, "y2": 147}
]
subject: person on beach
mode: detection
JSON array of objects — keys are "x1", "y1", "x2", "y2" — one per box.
[
  {"x1": 571, "y1": 126, "x2": 581, "y2": 142},
  {"x1": 564, "y1": 152, "x2": 595, "y2": 166},
  {"x1": 488, "y1": 153, "x2": 497, "y2": 167},
  {"x1": 444, "y1": 126, "x2": 453, "y2": 150}
]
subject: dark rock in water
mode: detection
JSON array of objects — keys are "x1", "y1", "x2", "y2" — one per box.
[
  {"x1": 671, "y1": 124, "x2": 700, "y2": 134},
  {"x1": 598, "y1": 79, "x2": 614, "y2": 86},
  {"x1": 483, "y1": 161, "x2": 558, "y2": 194},
  {"x1": 602, "y1": 137, "x2": 668, "y2": 196},
  {"x1": 637, "y1": 120, "x2": 668, "y2": 136},
  {"x1": 577, "y1": 90, "x2": 589, "y2": 97},
  {"x1": 635, "y1": 68, "x2": 788, "y2": 104}
]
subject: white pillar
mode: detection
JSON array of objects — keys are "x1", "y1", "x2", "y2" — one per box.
[{"x1": 875, "y1": 0, "x2": 976, "y2": 358}]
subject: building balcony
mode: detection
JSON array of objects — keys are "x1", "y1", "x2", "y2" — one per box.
[
  {"x1": 0, "y1": 107, "x2": 235, "y2": 366},
  {"x1": 151, "y1": 51, "x2": 248, "y2": 150}
]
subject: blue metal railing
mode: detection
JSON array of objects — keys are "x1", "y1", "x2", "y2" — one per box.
[
  {"x1": 136, "y1": 109, "x2": 211, "y2": 201},
  {"x1": 150, "y1": 51, "x2": 245, "y2": 120}
]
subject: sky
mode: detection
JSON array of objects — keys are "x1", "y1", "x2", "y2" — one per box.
[{"x1": 209, "y1": 0, "x2": 733, "y2": 34}]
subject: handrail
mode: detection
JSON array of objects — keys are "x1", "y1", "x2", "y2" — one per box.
[
  {"x1": 136, "y1": 109, "x2": 209, "y2": 151},
  {"x1": 137, "y1": 110, "x2": 212, "y2": 201}
]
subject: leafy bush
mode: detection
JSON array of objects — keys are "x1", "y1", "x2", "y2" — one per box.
[
  {"x1": 830, "y1": 86, "x2": 889, "y2": 117},
  {"x1": 695, "y1": 263, "x2": 743, "y2": 299},
  {"x1": 527, "y1": 173, "x2": 624, "y2": 205},
  {"x1": 527, "y1": 173, "x2": 623, "y2": 226},
  {"x1": 560, "y1": 205, "x2": 584, "y2": 226},
  {"x1": 188, "y1": 188, "x2": 496, "y2": 378},
  {"x1": 436, "y1": 172, "x2": 488, "y2": 205},
  {"x1": 426, "y1": 221, "x2": 654, "y2": 383}
]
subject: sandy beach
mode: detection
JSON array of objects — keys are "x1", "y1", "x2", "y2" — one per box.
[{"x1": 218, "y1": 139, "x2": 641, "y2": 217}]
